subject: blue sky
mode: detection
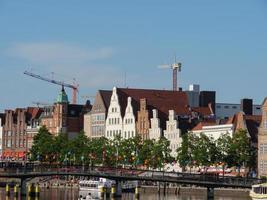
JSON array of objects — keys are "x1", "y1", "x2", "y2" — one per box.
[{"x1": 0, "y1": 1, "x2": 267, "y2": 111}]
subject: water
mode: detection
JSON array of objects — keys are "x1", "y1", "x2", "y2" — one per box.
[{"x1": 0, "y1": 188, "x2": 251, "y2": 200}]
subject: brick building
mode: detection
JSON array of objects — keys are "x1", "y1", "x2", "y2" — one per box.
[
  {"x1": 2, "y1": 107, "x2": 42, "y2": 160},
  {"x1": 41, "y1": 87, "x2": 91, "y2": 138},
  {"x1": 0, "y1": 113, "x2": 5, "y2": 159}
]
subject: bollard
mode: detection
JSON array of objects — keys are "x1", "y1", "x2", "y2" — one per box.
[
  {"x1": 5, "y1": 184, "x2": 10, "y2": 196},
  {"x1": 35, "y1": 184, "x2": 40, "y2": 197},
  {"x1": 111, "y1": 185, "x2": 116, "y2": 198},
  {"x1": 99, "y1": 186, "x2": 105, "y2": 199},
  {"x1": 14, "y1": 184, "x2": 19, "y2": 197},
  {"x1": 135, "y1": 186, "x2": 140, "y2": 199},
  {"x1": 28, "y1": 183, "x2": 34, "y2": 197}
]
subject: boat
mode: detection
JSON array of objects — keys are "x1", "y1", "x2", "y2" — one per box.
[
  {"x1": 250, "y1": 183, "x2": 267, "y2": 200},
  {"x1": 78, "y1": 178, "x2": 114, "y2": 199}
]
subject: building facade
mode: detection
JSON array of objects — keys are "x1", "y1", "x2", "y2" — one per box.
[
  {"x1": 149, "y1": 109, "x2": 162, "y2": 140},
  {"x1": 258, "y1": 98, "x2": 267, "y2": 177},
  {"x1": 164, "y1": 110, "x2": 182, "y2": 157},
  {"x1": 105, "y1": 87, "x2": 123, "y2": 139},
  {"x1": 0, "y1": 114, "x2": 4, "y2": 160},
  {"x1": 192, "y1": 123, "x2": 234, "y2": 141},
  {"x1": 122, "y1": 97, "x2": 136, "y2": 139},
  {"x1": 85, "y1": 90, "x2": 111, "y2": 138},
  {"x1": 136, "y1": 98, "x2": 150, "y2": 140},
  {"x1": 2, "y1": 107, "x2": 42, "y2": 160},
  {"x1": 41, "y1": 87, "x2": 91, "y2": 138}
]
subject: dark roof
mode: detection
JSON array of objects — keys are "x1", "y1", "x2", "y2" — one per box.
[
  {"x1": 245, "y1": 115, "x2": 261, "y2": 143},
  {"x1": 68, "y1": 104, "x2": 85, "y2": 117},
  {"x1": 191, "y1": 107, "x2": 213, "y2": 117},
  {"x1": 117, "y1": 88, "x2": 190, "y2": 119},
  {"x1": 0, "y1": 113, "x2": 5, "y2": 125},
  {"x1": 191, "y1": 121, "x2": 217, "y2": 131},
  {"x1": 99, "y1": 90, "x2": 112, "y2": 110},
  {"x1": 26, "y1": 107, "x2": 43, "y2": 121}
]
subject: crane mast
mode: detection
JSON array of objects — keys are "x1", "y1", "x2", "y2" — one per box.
[{"x1": 24, "y1": 71, "x2": 78, "y2": 104}]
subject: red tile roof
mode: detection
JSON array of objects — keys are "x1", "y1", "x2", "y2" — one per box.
[
  {"x1": 192, "y1": 107, "x2": 213, "y2": 117},
  {"x1": 191, "y1": 121, "x2": 217, "y2": 131},
  {"x1": 117, "y1": 88, "x2": 190, "y2": 119},
  {"x1": 99, "y1": 90, "x2": 112, "y2": 110}
]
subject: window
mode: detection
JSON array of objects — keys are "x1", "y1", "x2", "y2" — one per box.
[
  {"x1": 224, "y1": 106, "x2": 229, "y2": 109},
  {"x1": 264, "y1": 121, "x2": 267, "y2": 130},
  {"x1": 232, "y1": 106, "x2": 237, "y2": 109},
  {"x1": 216, "y1": 106, "x2": 221, "y2": 108}
]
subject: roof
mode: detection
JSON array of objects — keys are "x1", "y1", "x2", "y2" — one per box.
[
  {"x1": 109, "y1": 88, "x2": 190, "y2": 130},
  {"x1": 67, "y1": 104, "x2": 85, "y2": 117},
  {"x1": 117, "y1": 88, "x2": 190, "y2": 118},
  {"x1": 226, "y1": 112, "x2": 261, "y2": 143},
  {"x1": 192, "y1": 106, "x2": 213, "y2": 117},
  {"x1": 26, "y1": 107, "x2": 43, "y2": 120},
  {"x1": 191, "y1": 121, "x2": 217, "y2": 131},
  {"x1": 99, "y1": 90, "x2": 112, "y2": 110},
  {"x1": 244, "y1": 115, "x2": 261, "y2": 143},
  {"x1": 56, "y1": 87, "x2": 69, "y2": 103}
]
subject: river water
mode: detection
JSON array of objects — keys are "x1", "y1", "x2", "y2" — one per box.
[{"x1": 0, "y1": 188, "x2": 251, "y2": 200}]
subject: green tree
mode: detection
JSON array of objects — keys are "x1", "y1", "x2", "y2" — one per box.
[
  {"x1": 30, "y1": 126, "x2": 54, "y2": 162},
  {"x1": 52, "y1": 132, "x2": 69, "y2": 163},
  {"x1": 192, "y1": 133, "x2": 218, "y2": 168},
  {"x1": 177, "y1": 132, "x2": 197, "y2": 171},
  {"x1": 67, "y1": 131, "x2": 89, "y2": 165},
  {"x1": 230, "y1": 129, "x2": 255, "y2": 174}
]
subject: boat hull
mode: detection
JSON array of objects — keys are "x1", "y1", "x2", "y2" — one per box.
[{"x1": 250, "y1": 191, "x2": 267, "y2": 200}]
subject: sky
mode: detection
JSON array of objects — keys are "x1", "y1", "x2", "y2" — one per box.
[{"x1": 0, "y1": 0, "x2": 267, "y2": 111}]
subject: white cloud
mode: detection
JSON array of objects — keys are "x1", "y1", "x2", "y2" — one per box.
[
  {"x1": 5, "y1": 42, "x2": 123, "y2": 91},
  {"x1": 6, "y1": 42, "x2": 114, "y2": 64}
]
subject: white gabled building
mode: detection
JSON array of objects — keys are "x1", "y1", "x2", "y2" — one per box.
[
  {"x1": 191, "y1": 122, "x2": 234, "y2": 141},
  {"x1": 164, "y1": 110, "x2": 182, "y2": 158},
  {"x1": 105, "y1": 87, "x2": 123, "y2": 139},
  {"x1": 105, "y1": 87, "x2": 136, "y2": 139},
  {"x1": 123, "y1": 97, "x2": 136, "y2": 139},
  {"x1": 149, "y1": 109, "x2": 162, "y2": 140}
]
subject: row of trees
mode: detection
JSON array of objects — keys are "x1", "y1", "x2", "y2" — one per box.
[
  {"x1": 30, "y1": 127, "x2": 256, "y2": 171},
  {"x1": 177, "y1": 130, "x2": 256, "y2": 172},
  {"x1": 30, "y1": 126, "x2": 173, "y2": 169}
]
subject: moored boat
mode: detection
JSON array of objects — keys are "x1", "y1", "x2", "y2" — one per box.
[
  {"x1": 250, "y1": 183, "x2": 267, "y2": 200},
  {"x1": 78, "y1": 178, "x2": 114, "y2": 199}
]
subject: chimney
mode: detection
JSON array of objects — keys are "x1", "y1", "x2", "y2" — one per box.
[{"x1": 241, "y1": 98, "x2": 253, "y2": 115}]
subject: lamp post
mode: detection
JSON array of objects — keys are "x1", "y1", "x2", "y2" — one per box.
[{"x1": 81, "y1": 155, "x2": 85, "y2": 171}]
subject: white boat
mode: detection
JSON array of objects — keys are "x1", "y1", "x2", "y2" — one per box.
[
  {"x1": 250, "y1": 183, "x2": 267, "y2": 200},
  {"x1": 78, "y1": 178, "x2": 114, "y2": 199}
]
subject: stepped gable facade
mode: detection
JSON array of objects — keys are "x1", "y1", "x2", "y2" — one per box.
[
  {"x1": 104, "y1": 87, "x2": 191, "y2": 140},
  {"x1": 2, "y1": 107, "x2": 43, "y2": 160}
]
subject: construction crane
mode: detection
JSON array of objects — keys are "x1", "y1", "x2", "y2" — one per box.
[
  {"x1": 158, "y1": 58, "x2": 182, "y2": 91},
  {"x1": 32, "y1": 101, "x2": 53, "y2": 107},
  {"x1": 24, "y1": 70, "x2": 79, "y2": 104}
]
